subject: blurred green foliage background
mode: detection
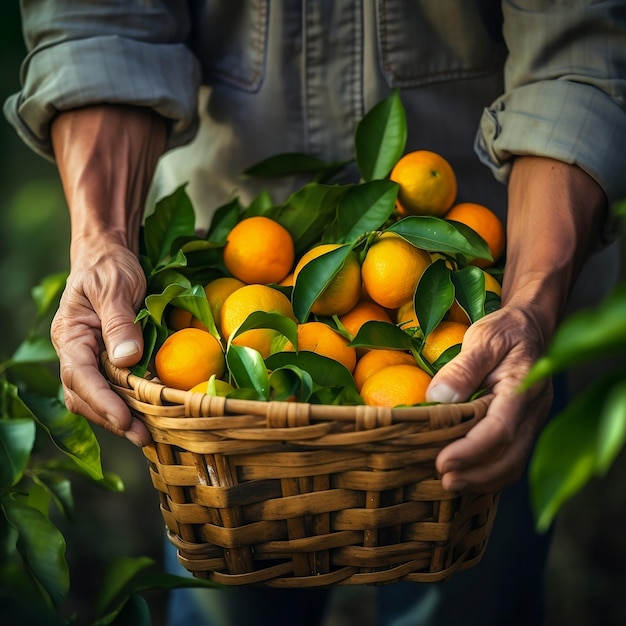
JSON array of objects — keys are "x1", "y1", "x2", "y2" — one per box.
[{"x1": 1, "y1": 3, "x2": 625, "y2": 625}]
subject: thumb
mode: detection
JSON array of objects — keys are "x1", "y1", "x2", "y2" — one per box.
[{"x1": 100, "y1": 301, "x2": 144, "y2": 368}]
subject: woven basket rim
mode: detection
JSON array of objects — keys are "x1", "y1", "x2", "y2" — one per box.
[{"x1": 100, "y1": 351, "x2": 492, "y2": 431}]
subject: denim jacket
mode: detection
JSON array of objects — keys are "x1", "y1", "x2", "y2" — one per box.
[{"x1": 5, "y1": 1, "x2": 626, "y2": 223}]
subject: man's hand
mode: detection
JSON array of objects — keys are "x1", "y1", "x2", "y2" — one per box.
[
  {"x1": 51, "y1": 105, "x2": 167, "y2": 444},
  {"x1": 429, "y1": 155, "x2": 608, "y2": 493}
]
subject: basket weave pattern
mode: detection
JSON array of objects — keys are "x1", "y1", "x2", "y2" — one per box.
[{"x1": 102, "y1": 353, "x2": 499, "y2": 587}]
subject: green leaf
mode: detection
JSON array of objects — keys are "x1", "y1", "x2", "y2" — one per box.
[
  {"x1": 387, "y1": 216, "x2": 492, "y2": 260},
  {"x1": 144, "y1": 185, "x2": 196, "y2": 267},
  {"x1": 30, "y1": 471, "x2": 73, "y2": 519},
  {"x1": 130, "y1": 317, "x2": 162, "y2": 378},
  {"x1": 1, "y1": 494, "x2": 69, "y2": 607},
  {"x1": 529, "y1": 371, "x2": 623, "y2": 532},
  {"x1": 355, "y1": 90, "x2": 407, "y2": 181},
  {"x1": 31, "y1": 272, "x2": 67, "y2": 321},
  {"x1": 311, "y1": 384, "x2": 364, "y2": 406},
  {"x1": 243, "y1": 189, "x2": 275, "y2": 217},
  {"x1": 522, "y1": 283, "x2": 626, "y2": 389},
  {"x1": 95, "y1": 556, "x2": 155, "y2": 616},
  {"x1": 595, "y1": 378, "x2": 626, "y2": 474},
  {"x1": 0, "y1": 418, "x2": 36, "y2": 490},
  {"x1": 11, "y1": 336, "x2": 58, "y2": 365},
  {"x1": 231, "y1": 311, "x2": 298, "y2": 349},
  {"x1": 276, "y1": 183, "x2": 349, "y2": 255},
  {"x1": 20, "y1": 394, "x2": 103, "y2": 480},
  {"x1": 335, "y1": 179, "x2": 398, "y2": 242},
  {"x1": 205, "y1": 197, "x2": 242, "y2": 245},
  {"x1": 143, "y1": 278, "x2": 194, "y2": 326},
  {"x1": 291, "y1": 244, "x2": 356, "y2": 322},
  {"x1": 265, "y1": 351, "x2": 356, "y2": 390},
  {"x1": 349, "y1": 320, "x2": 418, "y2": 352},
  {"x1": 451, "y1": 266, "x2": 487, "y2": 323},
  {"x1": 269, "y1": 365, "x2": 314, "y2": 402},
  {"x1": 226, "y1": 345, "x2": 269, "y2": 400},
  {"x1": 39, "y1": 459, "x2": 124, "y2": 492},
  {"x1": 100, "y1": 593, "x2": 151, "y2": 626},
  {"x1": 413, "y1": 260, "x2": 455, "y2": 338},
  {"x1": 4, "y1": 363, "x2": 61, "y2": 397},
  {"x1": 171, "y1": 285, "x2": 219, "y2": 339}
]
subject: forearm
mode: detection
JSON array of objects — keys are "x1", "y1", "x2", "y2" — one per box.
[
  {"x1": 51, "y1": 105, "x2": 167, "y2": 257},
  {"x1": 503, "y1": 156, "x2": 608, "y2": 339}
]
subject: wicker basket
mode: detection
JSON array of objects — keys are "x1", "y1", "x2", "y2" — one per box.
[{"x1": 102, "y1": 352, "x2": 499, "y2": 588}]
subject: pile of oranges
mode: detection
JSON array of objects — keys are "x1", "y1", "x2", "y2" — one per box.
[{"x1": 151, "y1": 148, "x2": 505, "y2": 409}]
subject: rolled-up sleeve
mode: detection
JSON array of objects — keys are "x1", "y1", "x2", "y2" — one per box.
[
  {"x1": 4, "y1": 0, "x2": 202, "y2": 160},
  {"x1": 475, "y1": 0, "x2": 626, "y2": 203}
]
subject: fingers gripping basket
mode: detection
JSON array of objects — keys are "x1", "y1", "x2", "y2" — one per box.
[{"x1": 102, "y1": 353, "x2": 499, "y2": 588}]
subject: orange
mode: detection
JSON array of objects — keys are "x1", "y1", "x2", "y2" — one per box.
[
  {"x1": 339, "y1": 300, "x2": 393, "y2": 339},
  {"x1": 166, "y1": 306, "x2": 193, "y2": 331},
  {"x1": 223, "y1": 216, "x2": 295, "y2": 284},
  {"x1": 361, "y1": 233, "x2": 431, "y2": 309},
  {"x1": 191, "y1": 276, "x2": 246, "y2": 333},
  {"x1": 444, "y1": 202, "x2": 505, "y2": 269},
  {"x1": 286, "y1": 321, "x2": 357, "y2": 373},
  {"x1": 155, "y1": 328, "x2": 225, "y2": 391},
  {"x1": 189, "y1": 377, "x2": 234, "y2": 397},
  {"x1": 422, "y1": 321, "x2": 468, "y2": 364},
  {"x1": 220, "y1": 284, "x2": 296, "y2": 358},
  {"x1": 353, "y1": 349, "x2": 416, "y2": 392},
  {"x1": 390, "y1": 150, "x2": 457, "y2": 216},
  {"x1": 293, "y1": 243, "x2": 361, "y2": 316},
  {"x1": 396, "y1": 300, "x2": 419, "y2": 329},
  {"x1": 360, "y1": 364, "x2": 432, "y2": 407}
]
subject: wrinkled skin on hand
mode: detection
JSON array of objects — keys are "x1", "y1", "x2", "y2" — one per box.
[
  {"x1": 428, "y1": 304, "x2": 554, "y2": 494},
  {"x1": 51, "y1": 237, "x2": 150, "y2": 446}
]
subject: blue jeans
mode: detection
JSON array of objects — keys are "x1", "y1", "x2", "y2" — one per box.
[{"x1": 164, "y1": 380, "x2": 565, "y2": 626}]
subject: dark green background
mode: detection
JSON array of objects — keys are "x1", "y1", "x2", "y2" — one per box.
[{"x1": 1, "y1": 3, "x2": 625, "y2": 624}]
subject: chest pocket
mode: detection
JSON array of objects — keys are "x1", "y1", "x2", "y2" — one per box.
[
  {"x1": 376, "y1": 0, "x2": 507, "y2": 88},
  {"x1": 193, "y1": 0, "x2": 269, "y2": 92}
]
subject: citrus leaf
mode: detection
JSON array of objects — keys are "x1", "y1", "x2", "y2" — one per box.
[
  {"x1": 335, "y1": 179, "x2": 399, "y2": 242},
  {"x1": 31, "y1": 272, "x2": 67, "y2": 321},
  {"x1": 522, "y1": 282, "x2": 626, "y2": 389},
  {"x1": 292, "y1": 244, "x2": 356, "y2": 322},
  {"x1": 4, "y1": 363, "x2": 61, "y2": 397},
  {"x1": 95, "y1": 556, "x2": 155, "y2": 616},
  {"x1": 595, "y1": 378, "x2": 626, "y2": 474},
  {"x1": 205, "y1": 197, "x2": 242, "y2": 245},
  {"x1": 39, "y1": 459, "x2": 124, "y2": 492},
  {"x1": 144, "y1": 185, "x2": 196, "y2": 267},
  {"x1": 387, "y1": 216, "x2": 492, "y2": 259},
  {"x1": 11, "y1": 336, "x2": 58, "y2": 365},
  {"x1": 349, "y1": 321, "x2": 418, "y2": 352},
  {"x1": 529, "y1": 371, "x2": 622, "y2": 532},
  {"x1": 414, "y1": 259, "x2": 454, "y2": 338},
  {"x1": 451, "y1": 266, "x2": 487, "y2": 323},
  {"x1": 276, "y1": 183, "x2": 350, "y2": 255},
  {"x1": 265, "y1": 351, "x2": 355, "y2": 389},
  {"x1": 226, "y1": 345, "x2": 270, "y2": 400},
  {"x1": 31, "y1": 471, "x2": 73, "y2": 520},
  {"x1": 311, "y1": 384, "x2": 364, "y2": 406},
  {"x1": 231, "y1": 311, "x2": 298, "y2": 349},
  {"x1": 269, "y1": 365, "x2": 314, "y2": 402},
  {"x1": 143, "y1": 278, "x2": 194, "y2": 326},
  {"x1": 0, "y1": 417, "x2": 35, "y2": 490},
  {"x1": 20, "y1": 394, "x2": 103, "y2": 480},
  {"x1": 355, "y1": 90, "x2": 407, "y2": 181},
  {"x1": 171, "y1": 285, "x2": 219, "y2": 339},
  {"x1": 2, "y1": 493, "x2": 69, "y2": 607},
  {"x1": 243, "y1": 153, "x2": 341, "y2": 178}
]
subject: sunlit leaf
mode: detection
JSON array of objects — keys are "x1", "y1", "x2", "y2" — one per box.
[
  {"x1": 144, "y1": 185, "x2": 196, "y2": 267},
  {"x1": 226, "y1": 345, "x2": 269, "y2": 400},
  {"x1": 291, "y1": 244, "x2": 356, "y2": 322},
  {"x1": 0, "y1": 417, "x2": 35, "y2": 489},
  {"x1": 414, "y1": 260, "x2": 454, "y2": 338},
  {"x1": 31, "y1": 272, "x2": 67, "y2": 321},
  {"x1": 595, "y1": 378, "x2": 626, "y2": 474},
  {"x1": 2, "y1": 493, "x2": 69, "y2": 606},
  {"x1": 20, "y1": 394, "x2": 103, "y2": 480},
  {"x1": 387, "y1": 216, "x2": 492, "y2": 260},
  {"x1": 451, "y1": 266, "x2": 487, "y2": 323},
  {"x1": 355, "y1": 90, "x2": 407, "y2": 181},
  {"x1": 335, "y1": 179, "x2": 398, "y2": 242},
  {"x1": 11, "y1": 336, "x2": 58, "y2": 365},
  {"x1": 523, "y1": 283, "x2": 626, "y2": 389}
]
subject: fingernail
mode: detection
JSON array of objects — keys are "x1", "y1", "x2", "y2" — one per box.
[
  {"x1": 113, "y1": 340, "x2": 140, "y2": 359},
  {"x1": 106, "y1": 413, "x2": 121, "y2": 430},
  {"x1": 125, "y1": 431, "x2": 144, "y2": 447},
  {"x1": 426, "y1": 382, "x2": 463, "y2": 403}
]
